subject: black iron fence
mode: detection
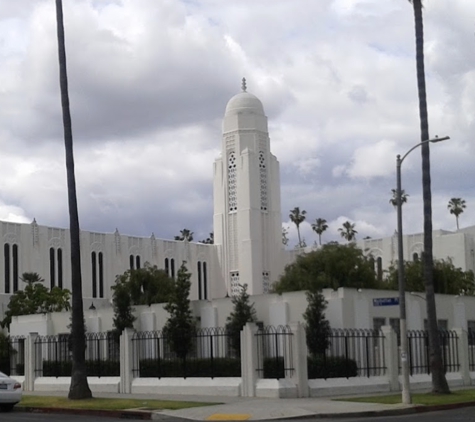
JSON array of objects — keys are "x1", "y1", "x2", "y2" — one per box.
[
  {"x1": 307, "y1": 329, "x2": 386, "y2": 379},
  {"x1": 403, "y1": 330, "x2": 459, "y2": 375},
  {"x1": 132, "y1": 327, "x2": 241, "y2": 379},
  {"x1": 255, "y1": 325, "x2": 294, "y2": 379},
  {"x1": 0, "y1": 336, "x2": 25, "y2": 376},
  {"x1": 34, "y1": 332, "x2": 120, "y2": 378},
  {"x1": 469, "y1": 330, "x2": 475, "y2": 371}
]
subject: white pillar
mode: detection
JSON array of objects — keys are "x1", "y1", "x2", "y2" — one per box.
[
  {"x1": 289, "y1": 322, "x2": 309, "y2": 397},
  {"x1": 119, "y1": 328, "x2": 134, "y2": 394},
  {"x1": 240, "y1": 322, "x2": 258, "y2": 397},
  {"x1": 453, "y1": 328, "x2": 471, "y2": 386},
  {"x1": 381, "y1": 326, "x2": 400, "y2": 391},
  {"x1": 24, "y1": 332, "x2": 38, "y2": 392}
]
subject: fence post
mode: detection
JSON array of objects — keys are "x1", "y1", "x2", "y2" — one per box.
[
  {"x1": 24, "y1": 332, "x2": 38, "y2": 392},
  {"x1": 453, "y1": 328, "x2": 470, "y2": 386},
  {"x1": 289, "y1": 322, "x2": 308, "y2": 398},
  {"x1": 240, "y1": 322, "x2": 258, "y2": 397},
  {"x1": 381, "y1": 326, "x2": 399, "y2": 391},
  {"x1": 120, "y1": 328, "x2": 134, "y2": 394}
]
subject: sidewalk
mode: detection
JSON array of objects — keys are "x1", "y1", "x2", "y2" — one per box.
[{"x1": 20, "y1": 391, "x2": 421, "y2": 420}]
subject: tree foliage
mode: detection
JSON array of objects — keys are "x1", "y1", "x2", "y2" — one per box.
[
  {"x1": 273, "y1": 243, "x2": 378, "y2": 293},
  {"x1": 199, "y1": 232, "x2": 214, "y2": 244},
  {"x1": 111, "y1": 263, "x2": 174, "y2": 333},
  {"x1": 338, "y1": 221, "x2": 357, "y2": 242},
  {"x1": 390, "y1": 189, "x2": 409, "y2": 208},
  {"x1": 225, "y1": 284, "x2": 257, "y2": 357},
  {"x1": 174, "y1": 229, "x2": 194, "y2": 241},
  {"x1": 311, "y1": 218, "x2": 328, "y2": 246},
  {"x1": 447, "y1": 198, "x2": 466, "y2": 230},
  {"x1": 1, "y1": 272, "x2": 71, "y2": 329},
  {"x1": 304, "y1": 289, "x2": 331, "y2": 356},
  {"x1": 163, "y1": 262, "x2": 196, "y2": 359},
  {"x1": 386, "y1": 258, "x2": 475, "y2": 295},
  {"x1": 289, "y1": 207, "x2": 307, "y2": 248}
]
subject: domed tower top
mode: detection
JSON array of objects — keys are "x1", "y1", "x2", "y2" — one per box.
[{"x1": 225, "y1": 78, "x2": 265, "y2": 116}]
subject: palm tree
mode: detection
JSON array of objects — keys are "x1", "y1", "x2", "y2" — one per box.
[
  {"x1": 338, "y1": 221, "x2": 357, "y2": 242},
  {"x1": 200, "y1": 232, "x2": 214, "y2": 244},
  {"x1": 311, "y1": 218, "x2": 328, "y2": 246},
  {"x1": 448, "y1": 198, "x2": 466, "y2": 230},
  {"x1": 409, "y1": 0, "x2": 449, "y2": 393},
  {"x1": 289, "y1": 207, "x2": 307, "y2": 248},
  {"x1": 174, "y1": 229, "x2": 194, "y2": 242},
  {"x1": 55, "y1": 0, "x2": 91, "y2": 399},
  {"x1": 389, "y1": 189, "x2": 409, "y2": 208}
]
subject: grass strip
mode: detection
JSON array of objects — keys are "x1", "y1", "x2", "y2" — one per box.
[
  {"x1": 20, "y1": 395, "x2": 218, "y2": 411},
  {"x1": 337, "y1": 389, "x2": 475, "y2": 406}
]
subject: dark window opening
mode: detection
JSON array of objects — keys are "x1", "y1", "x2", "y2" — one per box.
[
  {"x1": 12, "y1": 244, "x2": 18, "y2": 293},
  {"x1": 99, "y1": 252, "x2": 104, "y2": 298},
  {"x1": 50, "y1": 247, "x2": 55, "y2": 289},
  {"x1": 376, "y1": 257, "x2": 383, "y2": 282},
  {"x1": 129, "y1": 255, "x2": 134, "y2": 270},
  {"x1": 203, "y1": 262, "x2": 208, "y2": 300},
  {"x1": 57, "y1": 248, "x2": 63, "y2": 289},
  {"x1": 92, "y1": 252, "x2": 97, "y2": 298},
  {"x1": 165, "y1": 258, "x2": 169, "y2": 276},
  {"x1": 170, "y1": 258, "x2": 175, "y2": 278},
  {"x1": 4, "y1": 243, "x2": 10, "y2": 294},
  {"x1": 198, "y1": 261, "x2": 202, "y2": 300},
  {"x1": 136, "y1": 255, "x2": 141, "y2": 269}
]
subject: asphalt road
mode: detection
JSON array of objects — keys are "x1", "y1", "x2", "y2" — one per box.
[
  {"x1": 3, "y1": 412, "x2": 129, "y2": 422},
  {"x1": 326, "y1": 407, "x2": 475, "y2": 422}
]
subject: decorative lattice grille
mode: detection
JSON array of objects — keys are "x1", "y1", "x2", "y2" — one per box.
[
  {"x1": 230, "y1": 272, "x2": 240, "y2": 296},
  {"x1": 259, "y1": 151, "x2": 268, "y2": 211},
  {"x1": 228, "y1": 152, "x2": 237, "y2": 212},
  {"x1": 263, "y1": 271, "x2": 270, "y2": 293}
]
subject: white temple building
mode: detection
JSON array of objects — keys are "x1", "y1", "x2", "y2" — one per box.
[
  {"x1": 1, "y1": 80, "x2": 475, "y2": 318},
  {"x1": 0, "y1": 80, "x2": 289, "y2": 314}
]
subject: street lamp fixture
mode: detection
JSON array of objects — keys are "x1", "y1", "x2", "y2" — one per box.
[{"x1": 396, "y1": 135, "x2": 450, "y2": 405}]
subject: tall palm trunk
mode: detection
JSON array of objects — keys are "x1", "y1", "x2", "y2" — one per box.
[
  {"x1": 411, "y1": 0, "x2": 449, "y2": 393},
  {"x1": 55, "y1": 0, "x2": 92, "y2": 399}
]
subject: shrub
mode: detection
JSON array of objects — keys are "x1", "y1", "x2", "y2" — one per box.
[
  {"x1": 42, "y1": 360, "x2": 120, "y2": 377},
  {"x1": 139, "y1": 357, "x2": 241, "y2": 378},
  {"x1": 307, "y1": 355, "x2": 358, "y2": 379}
]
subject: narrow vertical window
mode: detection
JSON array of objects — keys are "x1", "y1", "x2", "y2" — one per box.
[
  {"x1": 57, "y1": 248, "x2": 63, "y2": 289},
  {"x1": 165, "y1": 258, "x2": 169, "y2": 276},
  {"x1": 12, "y1": 244, "x2": 18, "y2": 293},
  {"x1": 50, "y1": 247, "x2": 55, "y2": 289},
  {"x1": 4, "y1": 244, "x2": 10, "y2": 294},
  {"x1": 413, "y1": 253, "x2": 419, "y2": 261},
  {"x1": 99, "y1": 252, "x2": 104, "y2": 298},
  {"x1": 129, "y1": 255, "x2": 134, "y2": 270},
  {"x1": 91, "y1": 252, "x2": 97, "y2": 298},
  {"x1": 203, "y1": 262, "x2": 208, "y2": 300},
  {"x1": 377, "y1": 257, "x2": 383, "y2": 282},
  {"x1": 197, "y1": 261, "x2": 202, "y2": 300},
  {"x1": 136, "y1": 255, "x2": 141, "y2": 269},
  {"x1": 170, "y1": 259, "x2": 175, "y2": 278}
]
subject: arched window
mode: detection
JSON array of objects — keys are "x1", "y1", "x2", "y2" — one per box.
[
  {"x1": 98, "y1": 252, "x2": 104, "y2": 298},
  {"x1": 165, "y1": 258, "x2": 169, "y2": 275},
  {"x1": 92, "y1": 252, "x2": 97, "y2": 298},
  {"x1": 129, "y1": 255, "x2": 134, "y2": 270},
  {"x1": 170, "y1": 259, "x2": 175, "y2": 278},
  {"x1": 57, "y1": 248, "x2": 63, "y2": 289},
  {"x1": 197, "y1": 261, "x2": 202, "y2": 300},
  {"x1": 203, "y1": 262, "x2": 208, "y2": 300},
  {"x1": 413, "y1": 253, "x2": 419, "y2": 261},
  {"x1": 136, "y1": 255, "x2": 141, "y2": 269}
]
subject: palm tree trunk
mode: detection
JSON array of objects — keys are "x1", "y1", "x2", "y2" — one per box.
[
  {"x1": 456, "y1": 216, "x2": 459, "y2": 230},
  {"x1": 318, "y1": 234, "x2": 322, "y2": 246},
  {"x1": 412, "y1": 0, "x2": 449, "y2": 393},
  {"x1": 55, "y1": 0, "x2": 92, "y2": 400},
  {"x1": 297, "y1": 226, "x2": 302, "y2": 248}
]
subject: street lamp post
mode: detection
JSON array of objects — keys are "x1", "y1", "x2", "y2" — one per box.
[{"x1": 396, "y1": 135, "x2": 449, "y2": 405}]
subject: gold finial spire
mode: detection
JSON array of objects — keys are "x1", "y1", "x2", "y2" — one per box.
[{"x1": 241, "y1": 77, "x2": 247, "y2": 92}]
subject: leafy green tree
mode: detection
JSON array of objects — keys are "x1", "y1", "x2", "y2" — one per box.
[
  {"x1": 282, "y1": 226, "x2": 289, "y2": 246},
  {"x1": 111, "y1": 276, "x2": 136, "y2": 334},
  {"x1": 311, "y1": 218, "x2": 328, "y2": 246},
  {"x1": 54, "y1": 0, "x2": 91, "y2": 399},
  {"x1": 125, "y1": 263, "x2": 174, "y2": 306},
  {"x1": 390, "y1": 189, "x2": 409, "y2": 208},
  {"x1": 225, "y1": 284, "x2": 257, "y2": 357},
  {"x1": 386, "y1": 258, "x2": 475, "y2": 295},
  {"x1": 163, "y1": 262, "x2": 196, "y2": 359},
  {"x1": 174, "y1": 229, "x2": 194, "y2": 241},
  {"x1": 448, "y1": 198, "x2": 466, "y2": 230},
  {"x1": 273, "y1": 243, "x2": 378, "y2": 293},
  {"x1": 1, "y1": 273, "x2": 71, "y2": 329},
  {"x1": 408, "y1": 0, "x2": 449, "y2": 393},
  {"x1": 303, "y1": 289, "x2": 331, "y2": 356},
  {"x1": 338, "y1": 221, "x2": 357, "y2": 242},
  {"x1": 289, "y1": 207, "x2": 307, "y2": 248}
]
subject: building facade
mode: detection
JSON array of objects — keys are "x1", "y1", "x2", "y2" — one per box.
[{"x1": 0, "y1": 81, "x2": 287, "y2": 315}]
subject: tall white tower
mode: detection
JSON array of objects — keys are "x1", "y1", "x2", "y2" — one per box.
[{"x1": 213, "y1": 79, "x2": 283, "y2": 296}]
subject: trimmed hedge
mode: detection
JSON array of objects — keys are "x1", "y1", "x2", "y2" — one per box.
[
  {"x1": 307, "y1": 355, "x2": 358, "y2": 379},
  {"x1": 139, "y1": 357, "x2": 241, "y2": 378},
  {"x1": 42, "y1": 360, "x2": 120, "y2": 377}
]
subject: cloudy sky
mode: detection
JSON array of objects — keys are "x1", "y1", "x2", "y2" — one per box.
[{"x1": 0, "y1": 0, "x2": 473, "y2": 247}]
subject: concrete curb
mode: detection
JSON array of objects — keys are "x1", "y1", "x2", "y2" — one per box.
[{"x1": 13, "y1": 400, "x2": 475, "y2": 421}]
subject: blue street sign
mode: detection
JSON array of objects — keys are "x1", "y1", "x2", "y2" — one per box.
[{"x1": 372, "y1": 297, "x2": 399, "y2": 307}]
